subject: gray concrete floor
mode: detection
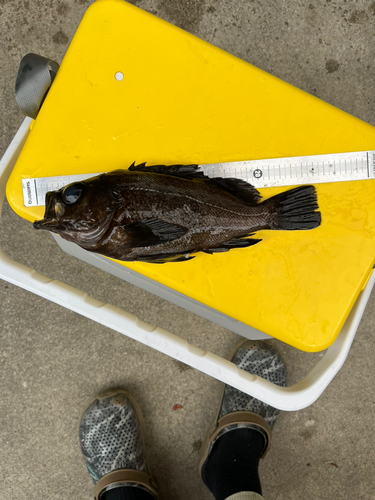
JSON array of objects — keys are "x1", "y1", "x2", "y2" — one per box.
[{"x1": 1, "y1": 1, "x2": 375, "y2": 499}]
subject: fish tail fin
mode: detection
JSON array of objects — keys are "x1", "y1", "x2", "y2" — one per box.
[{"x1": 264, "y1": 185, "x2": 321, "y2": 230}]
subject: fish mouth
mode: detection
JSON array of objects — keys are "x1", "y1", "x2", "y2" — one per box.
[
  {"x1": 33, "y1": 192, "x2": 63, "y2": 231},
  {"x1": 33, "y1": 218, "x2": 60, "y2": 231},
  {"x1": 34, "y1": 211, "x2": 115, "y2": 248}
]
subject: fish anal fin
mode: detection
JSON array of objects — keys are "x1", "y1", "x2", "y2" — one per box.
[
  {"x1": 204, "y1": 236, "x2": 262, "y2": 253},
  {"x1": 136, "y1": 251, "x2": 195, "y2": 263},
  {"x1": 122, "y1": 218, "x2": 187, "y2": 248}
]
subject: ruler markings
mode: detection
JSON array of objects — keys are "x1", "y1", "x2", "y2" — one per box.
[
  {"x1": 21, "y1": 150, "x2": 375, "y2": 207},
  {"x1": 366, "y1": 152, "x2": 370, "y2": 177}
]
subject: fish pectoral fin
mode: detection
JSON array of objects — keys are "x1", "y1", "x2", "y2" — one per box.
[
  {"x1": 122, "y1": 218, "x2": 187, "y2": 247},
  {"x1": 128, "y1": 162, "x2": 209, "y2": 180},
  {"x1": 203, "y1": 236, "x2": 262, "y2": 253},
  {"x1": 135, "y1": 251, "x2": 195, "y2": 263},
  {"x1": 210, "y1": 178, "x2": 261, "y2": 204}
]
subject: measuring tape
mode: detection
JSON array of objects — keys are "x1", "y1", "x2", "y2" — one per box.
[{"x1": 22, "y1": 150, "x2": 375, "y2": 207}]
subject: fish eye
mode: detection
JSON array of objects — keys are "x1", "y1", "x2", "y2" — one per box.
[{"x1": 62, "y1": 183, "x2": 83, "y2": 205}]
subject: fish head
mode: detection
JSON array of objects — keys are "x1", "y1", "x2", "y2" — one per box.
[{"x1": 33, "y1": 179, "x2": 121, "y2": 246}]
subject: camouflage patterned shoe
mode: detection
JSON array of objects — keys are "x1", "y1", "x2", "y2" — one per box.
[
  {"x1": 199, "y1": 339, "x2": 287, "y2": 474},
  {"x1": 79, "y1": 390, "x2": 158, "y2": 500}
]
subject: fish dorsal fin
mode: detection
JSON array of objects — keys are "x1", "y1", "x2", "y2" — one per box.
[
  {"x1": 128, "y1": 162, "x2": 209, "y2": 180},
  {"x1": 127, "y1": 163, "x2": 261, "y2": 203},
  {"x1": 122, "y1": 218, "x2": 187, "y2": 248},
  {"x1": 209, "y1": 178, "x2": 261, "y2": 204}
]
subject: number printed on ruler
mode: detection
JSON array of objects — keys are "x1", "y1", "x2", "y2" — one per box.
[{"x1": 21, "y1": 151, "x2": 375, "y2": 207}]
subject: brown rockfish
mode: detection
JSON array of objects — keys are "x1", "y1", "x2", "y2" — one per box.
[{"x1": 33, "y1": 163, "x2": 321, "y2": 263}]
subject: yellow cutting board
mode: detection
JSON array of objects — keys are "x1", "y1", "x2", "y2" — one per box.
[{"x1": 7, "y1": 0, "x2": 375, "y2": 351}]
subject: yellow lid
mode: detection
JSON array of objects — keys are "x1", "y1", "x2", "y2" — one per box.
[{"x1": 7, "y1": 0, "x2": 375, "y2": 351}]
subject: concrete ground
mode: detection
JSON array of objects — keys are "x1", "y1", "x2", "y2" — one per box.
[{"x1": 1, "y1": 0, "x2": 375, "y2": 499}]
